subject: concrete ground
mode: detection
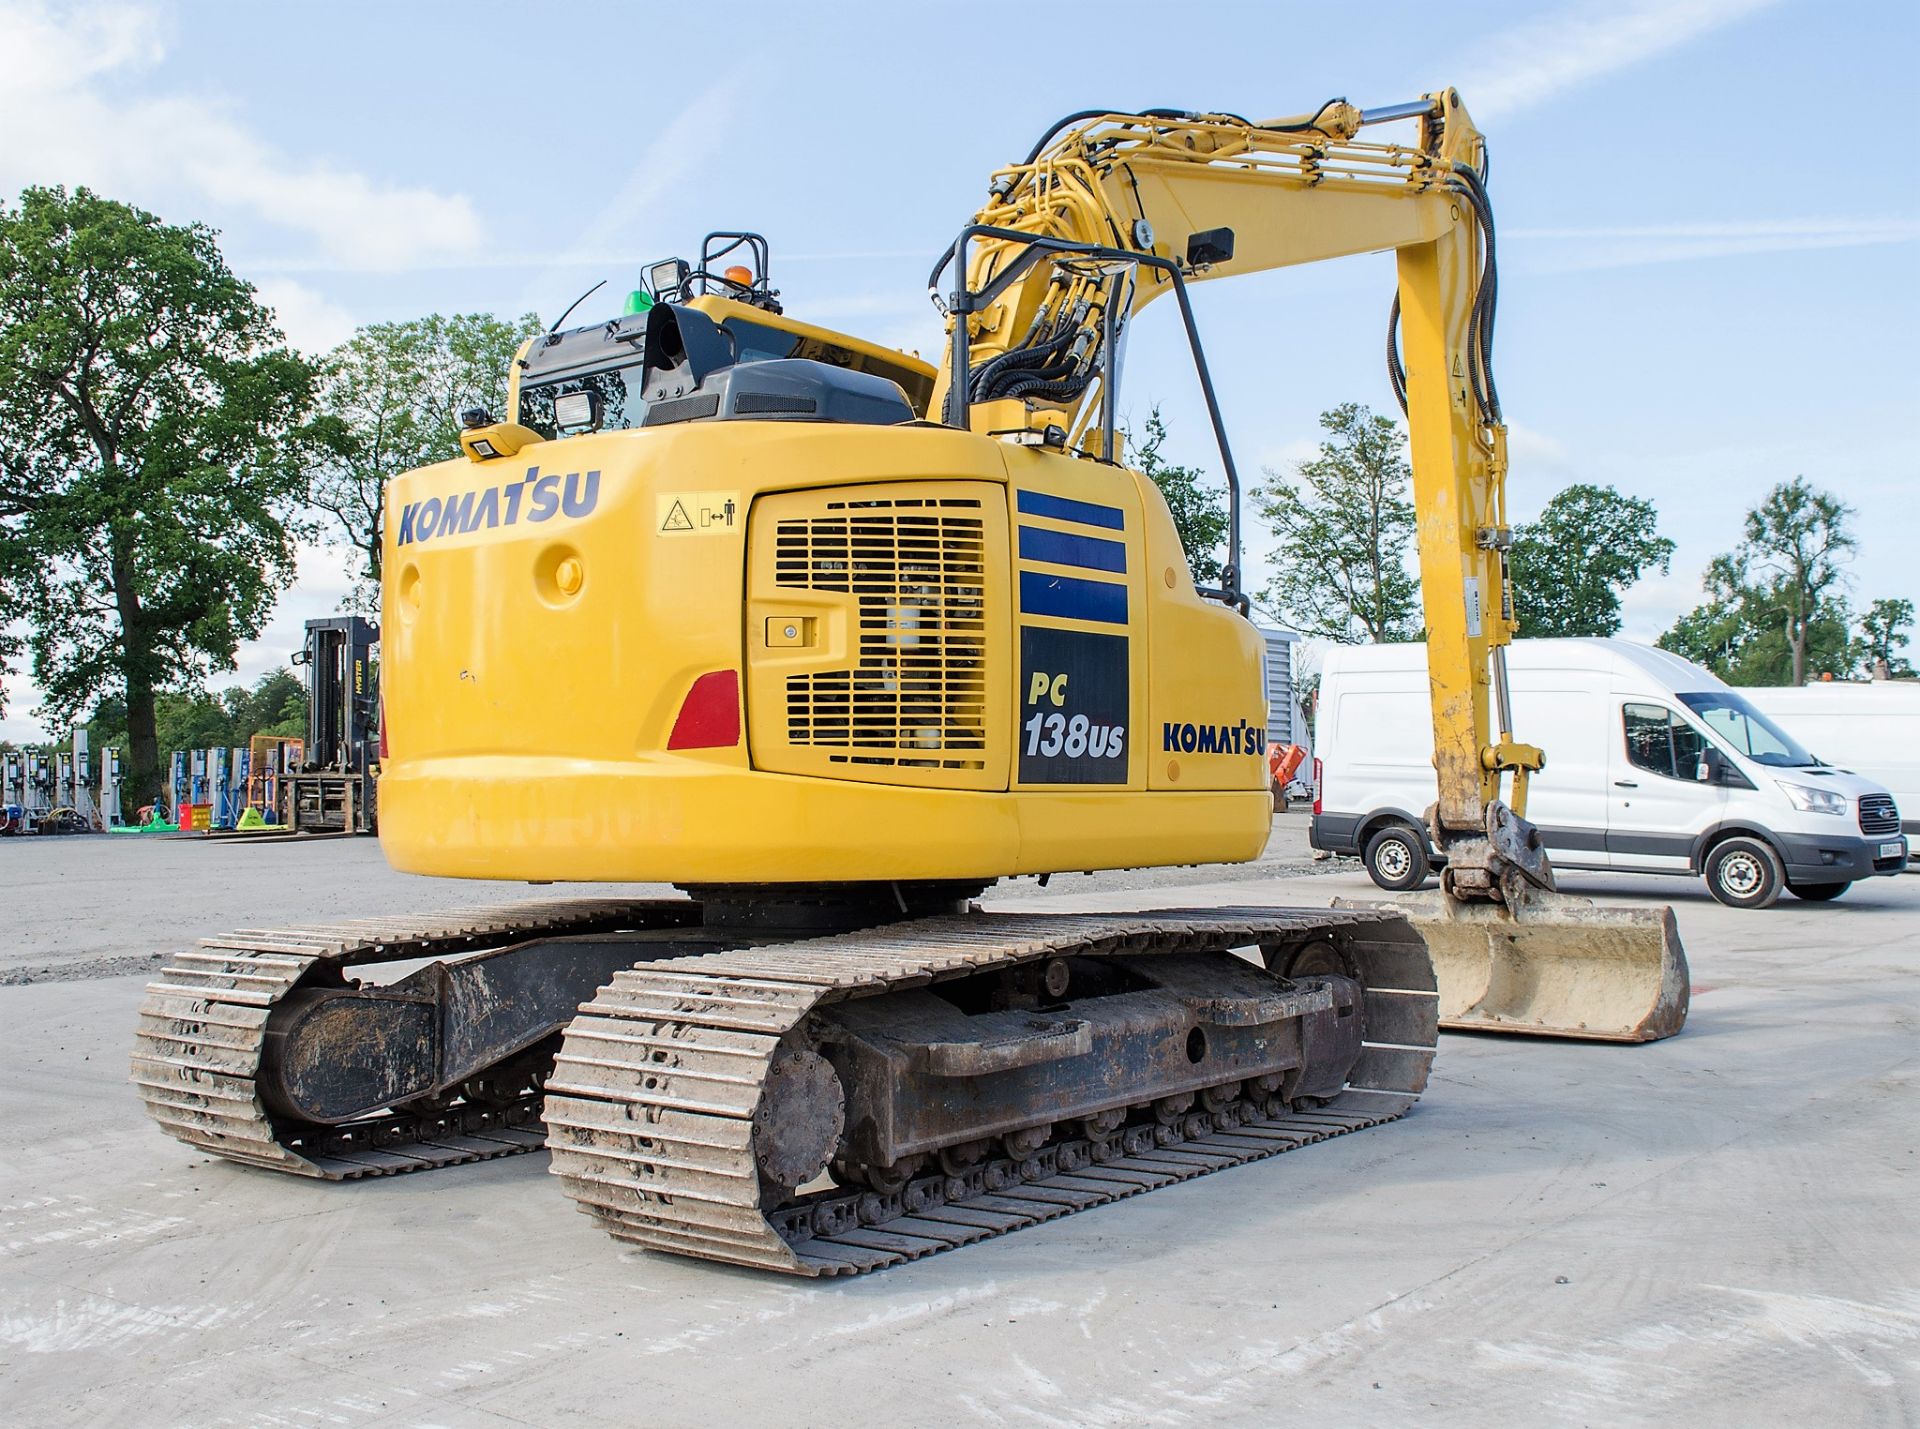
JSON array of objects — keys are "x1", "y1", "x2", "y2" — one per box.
[
  {"x1": 0, "y1": 816, "x2": 1326, "y2": 983},
  {"x1": 2, "y1": 817, "x2": 1916, "y2": 1426}
]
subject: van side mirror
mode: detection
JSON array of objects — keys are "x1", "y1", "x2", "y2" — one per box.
[{"x1": 1696, "y1": 748, "x2": 1722, "y2": 783}]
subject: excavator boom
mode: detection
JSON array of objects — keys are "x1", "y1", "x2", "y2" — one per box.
[{"x1": 923, "y1": 93, "x2": 1688, "y2": 1039}]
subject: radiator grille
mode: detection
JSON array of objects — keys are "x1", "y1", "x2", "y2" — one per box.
[
  {"x1": 776, "y1": 497, "x2": 988, "y2": 771},
  {"x1": 1859, "y1": 793, "x2": 1900, "y2": 837}
]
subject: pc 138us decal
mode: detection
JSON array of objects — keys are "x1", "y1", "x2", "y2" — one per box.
[{"x1": 1018, "y1": 626, "x2": 1128, "y2": 784}]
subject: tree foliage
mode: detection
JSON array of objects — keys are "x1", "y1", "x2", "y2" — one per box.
[
  {"x1": 310, "y1": 311, "x2": 540, "y2": 597},
  {"x1": 0, "y1": 524, "x2": 26, "y2": 714},
  {"x1": 1658, "y1": 566, "x2": 1853, "y2": 686},
  {"x1": 1509, "y1": 483, "x2": 1673, "y2": 637},
  {"x1": 1855, "y1": 596, "x2": 1914, "y2": 678},
  {"x1": 1660, "y1": 477, "x2": 1856, "y2": 686},
  {"x1": 1256, "y1": 402, "x2": 1419, "y2": 642},
  {"x1": 87, "y1": 669, "x2": 307, "y2": 759},
  {"x1": 0, "y1": 186, "x2": 320, "y2": 801},
  {"x1": 1130, "y1": 406, "x2": 1227, "y2": 584}
]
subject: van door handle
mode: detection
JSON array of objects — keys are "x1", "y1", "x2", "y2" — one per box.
[{"x1": 1613, "y1": 780, "x2": 1638, "y2": 788}]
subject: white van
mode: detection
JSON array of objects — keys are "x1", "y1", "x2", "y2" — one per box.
[
  {"x1": 1309, "y1": 638, "x2": 1907, "y2": 908},
  {"x1": 1742, "y1": 682, "x2": 1920, "y2": 851}
]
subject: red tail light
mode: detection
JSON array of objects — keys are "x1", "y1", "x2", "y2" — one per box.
[
  {"x1": 378, "y1": 695, "x2": 388, "y2": 761},
  {"x1": 1312, "y1": 757, "x2": 1323, "y2": 816},
  {"x1": 667, "y1": 670, "x2": 741, "y2": 749}
]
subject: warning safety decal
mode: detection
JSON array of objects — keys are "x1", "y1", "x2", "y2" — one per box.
[{"x1": 656, "y1": 491, "x2": 741, "y2": 536}]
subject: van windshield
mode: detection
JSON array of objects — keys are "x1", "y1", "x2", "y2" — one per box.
[{"x1": 1677, "y1": 691, "x2": 1817, "y2": 768}]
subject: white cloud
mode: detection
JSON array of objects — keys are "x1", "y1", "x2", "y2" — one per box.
[
  {"x1": 233, "y1": 247, "x2": 931, "y2": 277},
  {"x1": 1504, "y1": 423, "x2": 1569, "y2": 474},
  {"x1": 1617, "y1": 566, "x2": 1712, "y2": 644},
  {"x1": 1252, "y1": 438, "x2": 1321, "y2": 475},
  {"x1": 510, "y1": 76, "x2": 745, "y2": 318},
  {"x1": 231, "y1": 541, "x2": 360, "y2": 684},
  {"x1": 0, "y1": 0, "x2": 483, "y2": 270},
  {"x1": 1459, "y1": 0, "x2": 1784, "y2": 119},
  {"x1": 1508, "y1": 218, "x2": 1920, "y2": 274},
  {"x1": 254, "y1": 277, "x2": 360, "y2": 356}
]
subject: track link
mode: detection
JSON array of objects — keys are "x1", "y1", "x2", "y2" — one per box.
[
  {"x1": 546, "y1": 905, "x2": 1437, "y2": 1275},
  {"x1": 132, "y1": 899, "x2": 689, "y2": 1179}
]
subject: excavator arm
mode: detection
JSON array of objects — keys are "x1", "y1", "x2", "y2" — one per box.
[
  {"x1": 929, "y1": 92, "x2": 1687, "y2": 1038},
  {"x1": 929, "y1": 91, "x2": 1544, "y2": 902}
]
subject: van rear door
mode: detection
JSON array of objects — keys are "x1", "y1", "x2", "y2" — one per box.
[{"x1": 1607, "y1": 700, "x2": 1726, "y2": 869}]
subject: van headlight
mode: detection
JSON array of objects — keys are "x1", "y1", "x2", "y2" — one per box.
[{"x1": 1776, "y1": 780, "x2": 1847, "y2": 816}]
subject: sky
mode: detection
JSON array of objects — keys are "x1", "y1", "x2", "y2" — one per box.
[{"x1": 1, "y1": 0, "x2": 1915, "y2": 740}]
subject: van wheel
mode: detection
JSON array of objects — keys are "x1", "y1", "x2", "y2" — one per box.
[
  {"x1": 1787, "y1": 880, "x2": 1850, "y2": 902},
  {"x1": 1705, "y1": 836, "x2": 1784, "y2": 909},
  {"x1": 1364, "y1": 825, "x2": 1430, "y2": 892}
]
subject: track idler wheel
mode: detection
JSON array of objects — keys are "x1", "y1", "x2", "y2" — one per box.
[{"x1": 753, "y1": 1044, "x2": 846, "y2": 1194}]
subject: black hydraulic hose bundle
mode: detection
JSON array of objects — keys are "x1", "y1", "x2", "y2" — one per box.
[
  {"x1": 997, "y1": 373, "x2": 1089, "y2": 402},
  {"x1": 1385, "y1": 158, "x2": 1500, "y2": 425},
  {"x1": 1387, "y1": 293, "x2": 1408, "y2": 414},
  {"x1": 968, "y1": 325, "x2": 1075, "y2": 401},
  {"x1": 1018, "y1": 106, "x2": 1256, "y2": 167},
  {"x1": 1452, "y1": 164, "x2": 1502, "y2": 423}
]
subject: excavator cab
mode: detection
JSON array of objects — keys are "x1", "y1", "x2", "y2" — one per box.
[{"x1": 512, "y1": 235, "x2": 936, "y2": 444}]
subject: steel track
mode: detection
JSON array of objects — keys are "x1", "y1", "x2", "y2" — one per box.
[
  {"x1": 546, "y1": 905, "x2": 1438, "y2": 1275},
  {"x1": 131, "y1": 899, "x2": 691, "y2": 1178}
]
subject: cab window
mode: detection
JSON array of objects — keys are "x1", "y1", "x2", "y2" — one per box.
[
  {"x1": 1677, "y1": 691, "x2": 1815, "y2": 767},
  {"x1": 1622, "y1": 703, "x2": 1707, "y2": 780},
  {"x1": 519, "y1": 364, "x2": 649, "y2": 441},
  {"x1": 723, "y1": 317, "x2": 934, "y2": 413}
]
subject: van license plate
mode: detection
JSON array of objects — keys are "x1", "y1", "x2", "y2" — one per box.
[{"x1": 1881, "y1": 841, "x2": 1906, "y2": 859}]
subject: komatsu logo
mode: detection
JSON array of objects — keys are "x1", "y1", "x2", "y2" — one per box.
[
  {"x1": 1162, "y1": 719, "x2": 1266, "y2": 756},
  {"x1": 395, "y1": 467, "x2": 600, "y2": 547}
]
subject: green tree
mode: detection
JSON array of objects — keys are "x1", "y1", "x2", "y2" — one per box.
[
  {"x1": 311, "y1": 311, "x2": 540, "y2": 597},
  {"x1": 1855, "y1": 597, "x2": 1915, "y2": 678},
  {"x1": 88, "y1": 668, "x2": 307, "y2": 759},
  {"x1": 1509, "y1": 483, "x2": 1674, "y2": 637},
  {"x1": 1657, "y1": 557, "x2": 1752, "y2": 677},
  {"x1": 1661, "y1": 478, "x2": 1856, "y2": 686},
  {"x1": 1659, "y1": 554, "x2": 1852, "y2": 686},
  {"x1": 0, "y1": 525, "x2": 27, "y2": 717},
  {"x1": 0, "y1": 186, "x2": 320, "y2": 802},
  {"x1": 1738, "y1": 478, "x2": 1855, "y2": 685},
  {"x1": 1130, "y1": 406, "x2": 1229, "y2": 585},
  {"x1": 1256, "y1": 402, "x2": 1418, "y2": 642}
]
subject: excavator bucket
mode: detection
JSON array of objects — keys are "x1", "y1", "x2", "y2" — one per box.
[{"x1": 1334, "y1": 889, "x2": 1689, "y2": 1042}]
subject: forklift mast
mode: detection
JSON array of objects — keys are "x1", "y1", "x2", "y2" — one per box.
[
  {"x1": 284, "y1": 616, "x2": 380, "y2": 833},
  {"x1": 295, "y1": 616, "x2": 380, "y2": 776}
]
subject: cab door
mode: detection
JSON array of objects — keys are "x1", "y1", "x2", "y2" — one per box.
[{"x1": 1607, "y1": 701, "x2": 1727, "y2": 870}]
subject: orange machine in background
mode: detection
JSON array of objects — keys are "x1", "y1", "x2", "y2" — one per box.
[{"x1": 1269, "y1": 743, "x2": 1308, "y2": 806}]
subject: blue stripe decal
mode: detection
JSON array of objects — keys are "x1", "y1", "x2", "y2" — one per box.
[
  {"x1": 1016, "y1": 489, "x2": 1125, "y2": 531},
  {"x1": 1020, "y1": 570, "x2": 1129, "y2": 625},
  {"x1": 1018, "y1": 524, "x2": 1127, "y2": 574}
]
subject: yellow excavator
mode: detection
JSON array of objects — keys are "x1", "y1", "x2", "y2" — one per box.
[{"x1": 134, "y1": 91, "x2": 1686, "y2": 1276}]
